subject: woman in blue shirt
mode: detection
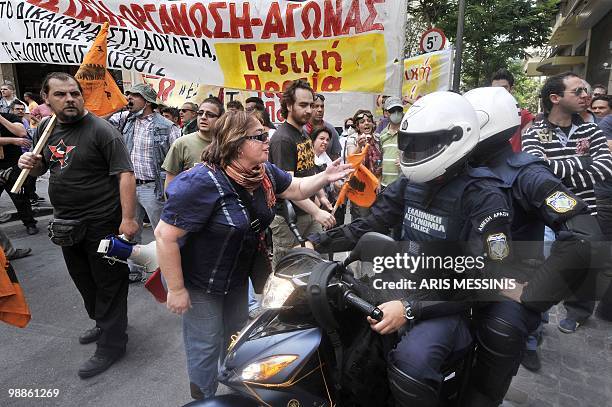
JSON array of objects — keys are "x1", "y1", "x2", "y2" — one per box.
[{"x1": 155, "y1": 111, "x2": 351, "y2": 400}]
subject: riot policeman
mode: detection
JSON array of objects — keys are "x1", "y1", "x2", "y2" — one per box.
[
  {"x1": 463, "y1": 87, "x2": 605, "y2": 406},
  {"x1": 307, "y1": 91, "x2": 518, "y2": 407}
]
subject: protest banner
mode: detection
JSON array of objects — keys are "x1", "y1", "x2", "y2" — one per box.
[
  {"x1": 140, "y1": 74, "x2": 376, "y2": 125},
  {"x1": 402, "y1": 49, "x2": 452, "y2": 101},
  {"x1": 0, "y1": 0, "x2": 405, "y2": 94},
  {"x1": 374, "y1": 49, "x2": 452, "y2": 116}
]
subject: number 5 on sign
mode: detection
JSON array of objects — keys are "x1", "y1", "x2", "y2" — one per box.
[{"x1": 420, "y1": 28, "x2": 447, "y2": 53}]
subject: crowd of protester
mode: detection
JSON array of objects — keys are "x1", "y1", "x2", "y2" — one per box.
[{"x1": 1, "y1": 67, "x2": 611, "y2": 403}]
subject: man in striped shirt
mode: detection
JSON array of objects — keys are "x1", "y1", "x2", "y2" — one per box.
[{"x1": 522, "y1": 71, "x2": 612, "y2": 332}]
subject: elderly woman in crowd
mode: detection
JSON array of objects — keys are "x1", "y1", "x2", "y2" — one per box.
[
  {"x1": 154, "y1": 111, "x2": 351, "y2": 401},
  {"x1": 345, "y1": 109, "x2": 382, "y2": 218}
]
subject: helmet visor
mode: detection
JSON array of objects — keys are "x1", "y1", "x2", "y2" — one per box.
[{"x1": 398, "y1": 126, "x2": 463, "y2": 166}]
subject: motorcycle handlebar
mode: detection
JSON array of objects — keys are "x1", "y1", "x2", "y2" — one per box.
[{"x1": 343, "y1": 291, "x2": 384, "y2": 322}]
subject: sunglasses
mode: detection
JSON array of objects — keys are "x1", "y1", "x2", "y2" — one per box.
[
  {"x1": 245, "y1": 132, "x2": 269, "y2": 143},
  {"x1": 314, "y1": 93, "x2": 325, "y2": 102},
  {"x1": 563, "y1": 87, "x2": 589, "y2": 97},
  {"x1": 180, "y1": 108, "x2": 196, "y2": 113},
  {"x1": 197, "y1": 110, "x2": 220, "y2": 119}
]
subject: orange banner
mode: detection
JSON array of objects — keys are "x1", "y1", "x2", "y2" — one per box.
[
  {"x1": 0, "y1": 248, "x2": 31, "y2": 328},
  {"x1": 75, "y1": 22, "x2": 128, "y2": 116},
  {"x1": 336, "y1": 144, "x2": 379, "y2": 208}
]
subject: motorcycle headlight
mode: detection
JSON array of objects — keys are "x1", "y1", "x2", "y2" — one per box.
[
  {"x1": 241, "y1": 355, "x2": 298, "y2": 381},
  {"x1": 261, "y1": 274, "x2": 295, "y2": 309}
]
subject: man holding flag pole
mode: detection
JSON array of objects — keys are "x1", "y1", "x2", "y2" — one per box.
[{"x1": 15, "y1": 23, "x2": 138, "y2": 379}]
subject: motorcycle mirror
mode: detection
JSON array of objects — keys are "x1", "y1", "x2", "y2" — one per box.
[
  {"x1": 344, "y1": 232, "x2": 394, "y2": 267},
  {"x1": 279, "y1": 200, "x2": 306, "y2": 245},
  {"x1": 279, "y1": 200, "x2": 297, "y2": 225}
]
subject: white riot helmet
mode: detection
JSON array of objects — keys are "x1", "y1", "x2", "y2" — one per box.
[
  {"x1": 398, "y1": 91, "x2": 480, "y2": 183},
  {"x1": 463, "y1": 87, "x2": 521, "y2": 146}
]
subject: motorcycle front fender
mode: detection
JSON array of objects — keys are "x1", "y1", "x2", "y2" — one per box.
[{"x1": 182, "y1": 394, "x2": 260, "y2": 407}]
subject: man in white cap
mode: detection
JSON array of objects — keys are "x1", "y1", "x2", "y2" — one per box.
[{"x1": 109, "y1": 84, "x2": 181, "y2": 281}]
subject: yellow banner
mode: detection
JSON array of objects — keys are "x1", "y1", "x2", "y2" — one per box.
[
  {"x1": 1, "y1": 0, "x2": 405, "y2": 94},
  {"x1": 402, "y1": 49, "x2": 452, "y2": 101}
]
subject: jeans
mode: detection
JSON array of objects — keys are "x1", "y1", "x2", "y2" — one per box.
[
  {"x1": 525, "y1": 311, "x2": 549, "y2": 351},
  {"x1": 134, "y1": 182, "x2": 164, "y2": 243},
  {"x1": 248, "y1": 278, "x2": 259, "y2": 312},
  {"x1": 183, "y1": 283, "x2": 248, "y2": 398}
]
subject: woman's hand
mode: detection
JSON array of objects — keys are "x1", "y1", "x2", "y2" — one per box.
[
  {"x1": 166, "y1": 287, "x2": 192, "y2": 315},
  {"x1": 324, "y1": 158, "x2": 353, "y2": 183}
]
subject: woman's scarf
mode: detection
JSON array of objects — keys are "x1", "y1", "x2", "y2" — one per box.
[{"x1": 225, "y1": 161, "x2": 276, "y2": 208}]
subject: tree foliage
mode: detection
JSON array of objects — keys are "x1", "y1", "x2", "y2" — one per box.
[
  {"x1": 408, "y1": 0, "x2": 559, "y2": 89},
  {"x1": 508, "y1": 62, "x2": 543, "y2": 112}
]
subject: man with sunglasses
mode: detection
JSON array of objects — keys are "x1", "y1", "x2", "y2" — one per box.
[
  {"x1": 163, "y1": 97, "x2": 224, "y2": 188},
  {"x1": 304, "y1": 93, "x2": 342, "y2": 160},
  {"x1": 180, "y1": 102, "x2": 199, "y2": 135},
  {"x1": 523, "y1": 72, "x2": 612, "y2": 332}
]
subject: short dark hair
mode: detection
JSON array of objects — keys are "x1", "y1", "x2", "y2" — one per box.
[
  {"x1": 280, "y1": 79, "x2": 314, "y2": 120},
  {"x1": 309, "y1": 126, "x2": 331, "y2": 143},
  {"x1": 491, "y1": 68, "x2": 515, "y2": 88},
  {"x1": 226, "y1": 100, "x2": 244, "y2": 111},
  {"x1": 593, "y1": 83, "x2": 608, "y2": 93},
  {"x1": 41, "y1": 72, "x2": 83, "y2": 97},
  {"x1": 182, "y1": 101, "x2": 198, "y2": 111},
  {"x1": 245, "y1": 96, "x2": 264, "y2": 106},
  {"x1": 201, "y1": 96, "x2": 225, "y2": 116},
  {"x1": 592, "y1": 95, "x2": 611, "y2": 109},
  {"x1": 161, "y1": 106, "x2": 180, "y2": 119},
  {"x1": 9, "y1": 99, "x2": 26, "y2": 110},
  {"x1": 539, "y1": 71, "x2": 580, "y2": 113}
]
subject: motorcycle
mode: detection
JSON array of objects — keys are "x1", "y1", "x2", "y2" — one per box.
[{"x1": 185, "y1": 202, "x2": 474, "y2": 407}]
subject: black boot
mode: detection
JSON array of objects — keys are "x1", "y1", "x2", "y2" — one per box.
[{"x1": 78, "y1": 349, "x2": 125, "y2": 379}]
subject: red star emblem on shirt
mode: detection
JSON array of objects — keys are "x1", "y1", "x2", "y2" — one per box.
[{"x1": 48, "y1": 139, "x2": 76, "y2": 169}]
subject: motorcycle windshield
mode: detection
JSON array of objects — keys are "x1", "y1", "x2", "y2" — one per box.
[{"x1": 275, "y1": 248, "x2": 327, "y2": 282}]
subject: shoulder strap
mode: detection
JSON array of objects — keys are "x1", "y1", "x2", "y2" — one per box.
[{"x1": 264, "y1": 162, "x2": 277, "y2": 192}]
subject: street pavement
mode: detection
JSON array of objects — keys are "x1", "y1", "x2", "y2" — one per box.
[{"x1": 0, "y1": 176, "x2": 611, "y2": 407}]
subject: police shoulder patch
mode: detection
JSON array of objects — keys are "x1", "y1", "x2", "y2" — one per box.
[
  {"x1": 545, "y1": 191, "x2": 577, "y2": 213},
  {"x1": 486, "y1": 233, "x2": 509, "y2": 260}
]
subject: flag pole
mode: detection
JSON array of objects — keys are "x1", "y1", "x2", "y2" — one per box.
[{"x1": 10, "y1": 115, "x2": 57, "y2": 194}]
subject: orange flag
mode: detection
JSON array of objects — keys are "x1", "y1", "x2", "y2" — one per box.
[
  {"x1": 0, "y1": 248, "x2": 31, "y2": 328},
  {"x1": 75, "y1": 22, "x2": 127, "y2": 116},
  {"x1": 334, "y1": 144, "x2": 380, "y2": 210}
]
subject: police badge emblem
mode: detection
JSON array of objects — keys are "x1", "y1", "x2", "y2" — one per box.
[
  {"x1": 545, "y1": 191, "x2": 577, "y2": 213},
  {"x1": 487, "y1": 233, "x2": 509, "y2": 260}
]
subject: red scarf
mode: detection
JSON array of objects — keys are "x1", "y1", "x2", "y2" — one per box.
[{"x1": 225, "y1": 161, "x2": 276, "y2": 208}]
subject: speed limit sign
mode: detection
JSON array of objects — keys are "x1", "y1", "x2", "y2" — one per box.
[{"x1": 420, "y1": 28, "x2": 447, "y2": 53}]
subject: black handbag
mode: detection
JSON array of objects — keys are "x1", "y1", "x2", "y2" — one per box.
[{"x1": 48, "y1": 218, "x2": 87, "y2": 247}]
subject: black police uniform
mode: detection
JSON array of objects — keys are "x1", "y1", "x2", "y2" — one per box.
[
  {"x1": 309, "y1": 166, "x2": 517, "y2": 407},
  {"x1": 468, "y1": 143, "x2": 603, "y2": 406}
]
